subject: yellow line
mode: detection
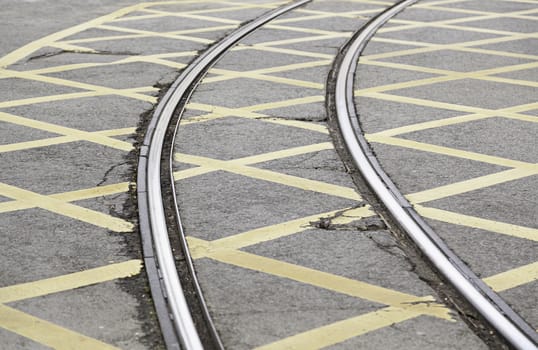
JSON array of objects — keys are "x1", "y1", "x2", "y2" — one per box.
[
  {"x1": 359, "y1": 59, "x2": 538, "y2": 91},
  {"x1": 0, "y1": 182, "x2": 130, "y2": 215},
  {"x1": 141, "y1": 8, "x2": 241, "y2": 25},
  {"x1": 0, "y1": 260, "x2": 142, "y2": 303},
  {"x1": 97, "y1": 24, "x2": 213, "y2": 45},
  {"x1": 174, "y1": 142, "x2": 334, "y2": 180},
  {"x1": 0, "y1": 305, "x2": 120, "y2": 350},
  {"x1": 484, "y1": 262, "x2": 538, "y2": 292},
  {"x1": 206, "y1": 70, "x2": 324, "y2": 89},
  {"x1": 49, "y1": 42, "x2": 98, "y2": 53},
  {"x1": 0, "y1": 69, "x2": 156, "y2": 103},
  {"x1": 0, "y1": 1, "x2": 154, "y2": 67},
  {"x1": 256, "y1": 33, "x2": 348, "y2": 48},
  {"x1": 0, "y1": 182, "x2": 133, "y2": 232},
  {"x1": 367, "y1": 134, "x2": 536, "y2": 169},
  {"x1": 408, "y1": 168, "x2": 538, "y2": 204},
  {"x1": 255, "y1": 306, "x2": 436, "y2": 350},
  {"x1": 236, "y1": 44, "x2": 334, "y2": 59},
  {"x1": 0, "y1": 112, "x2": 133, "y2": 152},
  {"x1": 188, "y1": 206, "x2": 374, "y2": 258},
  {"x1": 175, "y1": 153, "x2": 361, "y2": 201},
  {"x1": 243, "y1": 95, "x2": 325, "y2": 112},
  {"x1": 96, "y1": 127, "x2": 136, "y2": 137},
  {"x1": 203, "y1": 248, "x2": 451, "y2": 320},
  {"x1": 366, "y1": 32, "x2": 537, "y2": 62},
  {"x1": 52, "y1": 182, "x2": 131, "y2": 202},
  {"x1": 361, "y1": 92, "x2": 537, "y2": 125},
  {"x1": 415, "y1": 205, "x2": 538, "y2": 242},
  {"x1": 369, "y1": 111, "x2": 537, "y2": 138},
  {"x1": 0, "y1": 1, "x2": 214, "y2": 67},
  {"x1": 182, "y1": 106, "x2": 329, "y2": 133},
  {"x1": 360, "y1": 91, "x2": 486, "y2": 115},
  {"x1": 0, "y1": 136, "x2": 78, "y2": 153},
  {"x1": 233, "y1": 142, "x2": 334, "y2": 165},
  {"x1": 0, "y1": 91, "x2": 106, "y2": 109},
  {"x1": 0, "y1": 87, "x2": 157, "y2": 109}
]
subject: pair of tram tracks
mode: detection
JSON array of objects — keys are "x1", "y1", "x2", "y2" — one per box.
[{"x1": 137, "y1": 0, "x2": 538, "y2": 349}]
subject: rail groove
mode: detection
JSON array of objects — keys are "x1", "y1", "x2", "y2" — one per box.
[
  {"x1": 330, "y1": 1, "x2": 538, "y2": 349},
  {"x1": 137, "y1": 1, "x2": 311, "y2": 349}
]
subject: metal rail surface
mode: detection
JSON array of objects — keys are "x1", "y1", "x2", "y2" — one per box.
[
  {"x1": 331, "y1": 1, "x2": 538, "y2": 349},
  {"x1": 137, "y1": 1, "x2": 311, "y2": 349}
]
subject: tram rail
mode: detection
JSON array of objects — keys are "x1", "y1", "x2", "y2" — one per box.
[
  {"x1": 328, "y1": 1, "x2": 538, "y2": 349},
  {"x1": 137, "y1": 1, "x2": 312, "y2": 349}
]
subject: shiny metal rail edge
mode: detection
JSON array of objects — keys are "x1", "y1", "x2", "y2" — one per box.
[
  {"x1": 331, "y1": 0, "x2": 538, "y2": 349},
  {"x1": 137, "y1": 1, "x2": 311, "y2": 349}
]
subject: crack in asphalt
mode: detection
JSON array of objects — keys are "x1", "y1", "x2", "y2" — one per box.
[{"x1": 27, "y1": 49, "x2": 140, "y2": 61}]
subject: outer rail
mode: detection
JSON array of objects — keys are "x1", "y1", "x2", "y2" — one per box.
[
  {"x1": 331, "y1": 1, "x2": 538, "y2": 349},
  {"x1": 137, "y1": 1, "x2": 311, "y2": 349}
]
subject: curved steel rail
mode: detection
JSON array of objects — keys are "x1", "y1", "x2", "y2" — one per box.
[
  {"x1": 331, "y1": 1, "x2": 538, "y2": 349},
  {"x1": 137, "y1": 1, "x2": 311, "y2": 349}
]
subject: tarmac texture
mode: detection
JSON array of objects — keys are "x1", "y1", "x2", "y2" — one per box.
[
  {"x1": 355, "y1": 0, "x2": 538, "y2": 333},
  {"x1": 0, "y1": 0, "x2": 536, "y2": 349}
]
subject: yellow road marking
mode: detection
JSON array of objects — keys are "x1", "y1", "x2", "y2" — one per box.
[
  {"x1": 235, "y1": 44, "x2": 334, "y2": 59},
  {"x1": 52, "y1": 182, "x2": 131, "y2": 202},
  {"x1": 415, "y1": 205, "x2": 538, "y2": 242},
  {"x1": 485, "y1": 262, "x2": 538, "y2": 292},
  {"x1": 191, "y1": 240, "x2": 451, "y2": 320},
  {"x1": 0, "y1": 69, "x2": 156, "y2": 103},
  {"x1": 233, "y1": 142, "x2": 334, "y2": 165},
  {"x1": 367, "y1": 32, "x2": 537, "y2": 62},
  {"x1": 0, "y1": 87, "x2": 157, "y2": 109},
  {"x1": 143, "y1": 8, "x2": 241, "y2": 24},
  {"x1": 0, "y1": 305, "x2": 119, "y2": 350},
  {"x1": 262, "y1": 256, "x2": 538, "y2": 349},
  {"x1": 370, "y1": 109, "x2": 537, "y2": 138},
  {"x1": 382, "y1": 8, "x2": 538, "y2": 37},
  {"x1": 184, "y1": 101, "x2": 328, "y2": 134},
  {"x1": 0, "y1": 260, "x2": 142, "y2": 303},
  {"x1": 49, "y1": 42, "x2": 99, "y2": 53},
  {"x1": 0, "y1": 181, "x2": 130, "y2": 216},
  {"x1": 0, "y1": 1, "x2": 200, "y2": 68},
  {"x1": 0, "y1": 112, "x2": 133, "y2": 152},
  {"x1": 367, "y1": 134, "x2": 536, "y2": 169},
  {"x1": 256, "y1": 33, "x2": 348, "y2": 48},
  {"x1": 358, "y1": 58, "x2": 538, "y2": 91},
  {"x1": 97, "y1": 24, "x2": 213, "y2": 45},
  {"x1": 63, "y1": 25, "x2": 237, "y2": 45},
  {"x1": 255, "y1": 306, "x2": 439, "y2": 350},
  {"x1": 175, "y1": 153, "x2": 360, "y2": 201},
  {"x1": 0, "y1": 182, "x2": 132, "y2": 232},
  {"x1": 408, "y1": 168, "x2": 537, "y2": 204},
  {"x1": 189, "y1": 206, "x2": 373, "y2": 258},
  {"x1": 0, "y1": 136, "x2": 78, "y2": 154}
]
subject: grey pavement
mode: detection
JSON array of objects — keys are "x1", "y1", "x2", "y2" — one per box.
[{"x1": 0, "y1": 0, "x2": 536, "y2": 349}]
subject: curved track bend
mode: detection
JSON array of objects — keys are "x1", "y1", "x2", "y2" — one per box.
[
  {"x1": 329, "y1": 1, "x2": 538, "y2": 349},
  {"x1": 137, "y1": 1, "x2": 311, "y2": 349}
]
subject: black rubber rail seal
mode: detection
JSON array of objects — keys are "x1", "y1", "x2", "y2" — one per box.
[
  {"x1": 328, "y1": 0, "x2": 538, "y2": 349},
  {"x1": 137, "y1": 1, "x2": 312, "y2": 349}
]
